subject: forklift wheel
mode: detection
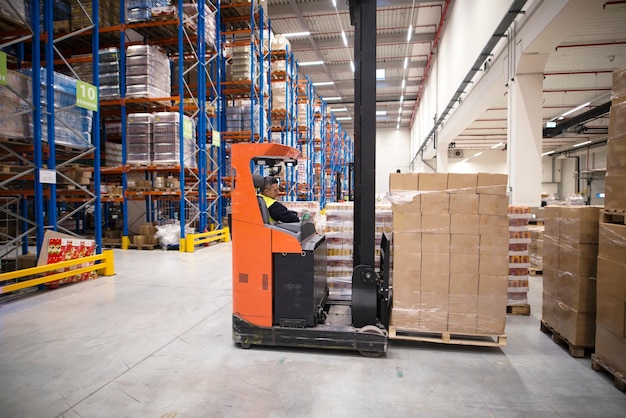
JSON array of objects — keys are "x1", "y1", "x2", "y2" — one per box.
[
  {"x1": 358, "y1": 325, "x2": 386, "y2": 358},
  {"x1": 240, "y1": 342, "x2": 252, "y2": 349}
]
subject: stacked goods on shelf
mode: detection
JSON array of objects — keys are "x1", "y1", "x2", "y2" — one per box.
[
  {"x1": 20, "y1": 68, "x2": 93, "y2": 149},
  {"x1": 126, "y1": 113, "x2": 153, "y2": 165},
  {"x1": 153, "y1": 112, "x2": 197, "y2": 168},
  {"x1": 104, "y1": 141, "x2": 122, "y2": 167},
  {"x1": 99, "y1": 48, "x2": 121, "y2": 100},
  {"x1": 529, "y1": 224, "x2": 544, "y2": 271},
  {"x1": 226, "y1": 106, "x2": 242, "y2": 132},
  {"x1": 389, "y1": 172, "x2": 509, "y2": 336},
  {"x1": 324, "y1": 202, "x2": 392, "y2": 300},
  {"x1": 126, "y1": 0, "x2": 169, "y2": 23},
  {"x1": 297, "y1": 103, "x2": 307, "y2": 127},
  {"x1": 229, "y1": 45, "x2": 257, "y2": 82},
  {"x1": 181, "y1": 3, "x2": 217, "y2": 50},
  {"x1": 283, "y1": 201, "x2": 320, "y2": 225},
  {"x1": 70, "y1": 0, "x2": 119, "y2": 31},
  {"x1": 0, "y1": 0, "x2": 26, "y2": 23},
  {"x1": 542, "y1": 205, "x2": 601, "y2": 349},
  {"x1": 224, "y1": 102, "x2": 268, "y2": 135},
  {"x1": 126, "y1": 45, "x2": 171, "y2": 99},
  {"x1": 271, "y1": 82, "x2": 287, "y2": 112},
  {"x1": 0, "y1": 70, "x2": 30, "y2": 140},
  {"x1": 508, "y1": 207, "x2": 531, "y2": 306},
  {"x1": 594, "y1": 66, "x2": 626, "y2": 378}
]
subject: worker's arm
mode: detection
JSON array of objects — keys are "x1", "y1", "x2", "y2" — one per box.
[{"x1": 269, "y1": 202, "x2": 300, "y2": 223}]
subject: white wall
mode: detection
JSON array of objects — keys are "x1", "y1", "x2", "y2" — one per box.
[
  {"x1": 447, "y1": 149, "x2": 507, "y2": 174},
  {"x1": 376, "y1": 128, "x2": 411, "y2": 195}
]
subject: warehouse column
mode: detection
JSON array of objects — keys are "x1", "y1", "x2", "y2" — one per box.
[
  {"x1": 437, "y1": 144, "x2": 449, "y2": 172},
  {"x1": 507, "y1": 73, "x2": 543, "y2": 206}
]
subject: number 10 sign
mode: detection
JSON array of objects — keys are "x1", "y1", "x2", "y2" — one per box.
[{"x1": 76, "y1": 80, "x2": 98, "y2": 111}]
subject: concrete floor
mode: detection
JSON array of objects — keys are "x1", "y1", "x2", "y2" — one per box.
[{"x1": 1, "y1": 243, "x2": 625, "y2": 417}]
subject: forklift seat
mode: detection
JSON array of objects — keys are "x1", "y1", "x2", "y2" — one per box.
[{"x1": 252, "y1": 174, "x2": 270, "y2": 224}]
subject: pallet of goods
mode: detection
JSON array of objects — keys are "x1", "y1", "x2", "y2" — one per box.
[
  {"x1": 508, "y1": 206, "x2": 531, "y2": 315},
  {"x1": 542, "y1": 205, "x2": 601, "y2": 357},
  {"x1": 592, "y1": 66, "x2": 626, "y2": 392},
  {"x1": 388, "y1": 172, "x2": 509, "y2": 347}
]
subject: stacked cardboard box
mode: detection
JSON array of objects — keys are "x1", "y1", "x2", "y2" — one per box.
[
  {"x1": 595, "y1": 66, "x2": 626, "y2": 374},
  {"x1": 529, "y1": 224, "x2": 544, "y2": 271},
  {"x1": 389, "y1": 172, "x2": 509, "y2": 335},
  {"x1": 508, "y1": 207, "x2": 531, "y2": 305},
  {"x1": 542, "y1": 205, "x2": 601, "y2": 347}
]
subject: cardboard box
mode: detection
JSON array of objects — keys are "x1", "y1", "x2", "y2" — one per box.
[
  {"x1": 449, "y1": 194, "x2": 479, "y2": 214},
  {"x1": 133, "y1": 235, "x2": 146, "y2": 246},
  {"x1": 558, "y1": 206, "x2": 601, "y2": 243},
  {"x1": 421, "y1": 191, "x2": 450, "y2": 213},
  {"x1": 478, "y1": 194, "x2": 509, "y2": 216},
  {"x1": 608, "y1": 96, "x2": 626, "y2": 138},
  {"x1": 596, "y1": 292, "x2": 625, "y2": 338},
  {"x1": 595, "y1": 324, "x2": 626, "y2": 374},
  {"x1": 479, "y1": 215, "x2": 509, "y2": 236},
  {"x1": 450, "y1": 234, "x2": 480, "y2": 254},
  {"x1": 447, "y1": 173, "x2": 477, "y2": 194},
  {"x1": 479, "y1": 274, "x2": 508, "y2": 295},
  {"x1": 421, "y1": 213, "x2": 450, "y2": 234},
  {"x1": 420, "y1": 292, "x2": 449, "y2": 332},
  {"x1": 613, "y1": 66, "x2": 626, "y2": 99},
  {"x1": 596, "y1": 257, "x2": 626, "y2": 299},
  {"x1": 450, "y1": 253, "x2": 479, "y2": 275},
  {"x1": 390, "y1": 308, "x2": 420, "y2": 329},
  {"x1": 392, "y1": 270, "x2": 421, "y2": 289},
  {"x1": 558, "y1": 242, "x2": 598, "y2": 278},
  {"x1": 418, "y1": 173, "x2": 448, "y2": 191},
  {"x1": 607, "y1": 134, "x2": 626, "y2": 173},
  {"x1": 477, "y1": 314, "x2": 506, "y2": 334},
  {"x1": 557, "y1": 275, "x2": 597, "y2": 313},
  {"x1": 543, "y1": 206, "x2": 561, "y2": 238},
  {"x1": 422, "y1": 233, "x2": 450, "y2": 253},
  {"x1": 605, "y1": 173, "x2": 626, "y2": 210},
  {"x1": 599, "y1": 223, "x2": 626, "y2": 263},
  {"x1": 17, "y1": 253, "x2": 37, "y2": 270},
  {"x1": 450, "y1": 214, "x2": 480, "y2": 235},
  {"x1": 421, "y1": 252, "x2": 450, "y2": 273},
  {"x1": 449, "y1": 293, "x2": 478, "y2": 314},
  {"x1": 393, "y1": 212, "x2": 421, "y2": 232},
  {"x1": 393, "y1": 251, "x2": 422, "y2": 271},
  {"x1": 478, "y1": 293, "x2": 507, "y2": 315},
  {"x1": 448, "y1": 313, "x2": 478, "y2": 334},
  {"x1": 479, "y1": 234, "x2": 509, "y2": 255},
  {"x1": 392, "y1": 193, "x2": 421, "y2": 214},
  {"x1": 421, "y1": 272, "x2": 450, "y2": 293},
  {"x1": 393, "y1": 232, "x2": 422, "y2": 253},
  {"x1": 476, "y1": 173, "x2": 507, "y2": 195},
  {"x1": 449, "y1": 273, "x2": 479, "y2": 294},
  {"x1": 554, "y1": 306, "x2": 596, "y2": 347},
  {"x1": 389, "y1": 173, "x2": 419, "y2": 191},
  {"x1": 479, "y1": 254, "x2": 509, "y2": 276}
]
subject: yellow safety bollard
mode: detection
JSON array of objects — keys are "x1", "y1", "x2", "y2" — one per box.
[{"x1": 102, "y1": 249, "x2": 115, "y2": 276}]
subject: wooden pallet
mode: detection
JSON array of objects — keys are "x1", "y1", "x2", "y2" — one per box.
[
  {"x1": 591, "y1": 354, "x2": 626, "y2": 392},
  {"x1": 389, "y1": 327, "x2": 507, "y2": 347},
  {"x1": 128, "y1": 243, "x2": 157, "y2": 250},
  {"x1": 507, "y1": 304, "x2": 531, "y2": 315},
  {"x1": 540, "y1": 320, "x2": 592, "y2": 358},
  {"x1": 528, "y1": 268, "x2": 543, "y2": 276},
  {"x1": 601, "y1": 209, "x2": 626, "y2": 225},
  {"x1": 102, "y1": 242, "x2": 122, "y2": 248}
]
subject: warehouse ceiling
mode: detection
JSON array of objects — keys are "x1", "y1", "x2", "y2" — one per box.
[{"x1": 267, "y1": 0, "x2": 626, "y2": 154}]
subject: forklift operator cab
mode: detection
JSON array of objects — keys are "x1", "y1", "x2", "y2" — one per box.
[{"x1": 231, "y1": 143, "x2": 388, "y2": 356}]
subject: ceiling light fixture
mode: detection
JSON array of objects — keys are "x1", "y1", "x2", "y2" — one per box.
[
  {"x1": 397, "y1": 116, "x2": 401, "y2": 122},
  {"x1": 490, "y1": 142, "x2": 504, "y2": 149},
  {"x1": 560, "y1": 101, "x2": 591, "y2": 118},
  {"x1": 407, "y1": 25, "x2": 412, "y2": 42},
  {"x1": 323, "y1": 96, "x2": 342, "y2": 101},
  {"x1": 461, "y1": 158, "x2": 469, "y2": 163},
  {"x1": 376, "y1": 110, "x2": 387, "y2": 116},
  {"x1": 313, "y1": 81, "x2": 334, "y2": 86},
  {"x1": 396, "y1": 124, "x2": 400, "y2": 129},
  {"x1": 573, "y1": 140, "x2": 591, "y2": 148},
  {"x1": 403, "y1": 57, "x2": 408, "y2": 69},
  {"x1": 299, "y1": 60, "x2": 324, "y2": 66},
  {"x1": 281, "y1": 31, "x2": 311, "y2": 37},
  {"x1": 341, "y1": 30, "x2": 348, "y2": 47},
  {"x1": 350, "y1": 61, "x2": 355, "y2": 72},
  {"x1": 474, "y1": 152, "x2": 483, "y2": 157},
  {"x1": 336, "y1": 117, "x2": 352, "y2": 121},
  {"x1": 376, "y1": 69, "x2": 385, "y2": 80},
  {"x1": 401, "y1": 79, "x2": 406, "y2": 89},
  {"x1": 541, "y1": 151, "x2": 555, "y2": 156},
  {"x1": 400, "y1": 95, "x2": 404, "y2": 104},
  {"x1": 398, "y1": 107, "x2": 402, "y2": 114},
  {"x1": 332, "y1": 0, "x2": 336, "y2": 8},
  {"x1": 330, "y1": 107, "x2": 348, "y2": 112}
]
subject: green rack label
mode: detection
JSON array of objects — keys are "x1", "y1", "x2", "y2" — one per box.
[
  {"x1": 184, "y1": 118, "x2": 193, "y2": 139},
  {"x1": 76, "y1": 80, "x2": 98, "y2": 111},
  {"x1": 212, "y1": 130, "x2": 221, "y2": 147},
  {"x1": 0, "y1": 52, "x2": 7, "y2": 85}
]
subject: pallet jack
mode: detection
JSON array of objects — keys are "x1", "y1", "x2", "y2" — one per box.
[{"x1": 231, "y1": 0, "x2": 387, "y2": 356}]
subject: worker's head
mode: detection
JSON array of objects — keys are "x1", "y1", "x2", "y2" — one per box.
[{"x1": 262, "y1": 176, "x2": 280, "y2": 199}]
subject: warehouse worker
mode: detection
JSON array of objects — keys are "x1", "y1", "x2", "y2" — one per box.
[{"x1": 259, "y1": 176, "x2": 300, "y2": 224}]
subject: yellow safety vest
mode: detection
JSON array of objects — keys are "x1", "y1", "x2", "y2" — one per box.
[{"x1": 259, "y1": 194, "x2": 277, "y2": 224}]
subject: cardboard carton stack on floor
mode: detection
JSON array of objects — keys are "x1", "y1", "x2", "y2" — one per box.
[
  {"x1": 542, "y1": 206, "x2": 601, "y2": 348},
  {"x1": 595, "y1": 66, "x2": 626, "y2": 374},
  {"x1": 508, "y1": 207, "x2": 531, "y2": 306},
  {"x1": 389, "y1": 172, "x2": 509, "y2": 335},
  {"x1": 529, "y1": 224, "x2": 544, "y2": 271}
]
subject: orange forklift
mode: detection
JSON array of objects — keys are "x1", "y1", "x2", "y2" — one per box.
[{"x1": 230, "y1": 0, "x2": 386, "y2": 356}]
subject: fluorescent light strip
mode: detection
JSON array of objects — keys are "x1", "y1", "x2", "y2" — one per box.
[
  {"x1": 376, "y1": 110, "x2": 387, "y2": 116},
  {"x1": 407, "y1": 25, "x2": 412, "y2": 42},
  {"x1": 490, "y1": 142, "x2": 504, "y2": 149},
  {"x1": 341, "y1": 30, "x2": 348, "y2": 47},
  {"x1": 336, "y1": 117, "x2": 351, "y2": 121},
  {"x1": 323, "y1": 96, "x2": 342, "y2": 101},
  {"x1": 330, "y1": 107, "x2": 348, "y2": 112},
  {"x1": 282, "y1": 31, "x2": 310, "y2": 37},
  {"x1": 299, "y1": 60, "x2": 324, "y2": 66},
  {"x1": 350, "y1": 61, "x2": 355, "y2": 72},
  {"x1": 401, "y1": 79, "x2": 406, "y2": 89},
  {"x1": 313, "y1": 81, "x2": 334, "y2": 86},
  {"x1": 573, "y1": 140, "x2": 591, "y2": 148},
  {"x1": 541, "y1": 151, "x2": 555, "y2": 156},
  {"x1": 396, "y1": 124, "x2": 400, "y2": 129},
  {"x1": 400, "y1": 95, "x2": 404, "y2": 104},
  {"x1": 561, "y1": 101, "x2": 591, "y2": 118},
  {"x1": 461, "y1": 158, "x2": 469, "y2": 163},
  {"x1": 403, "y1": 57, "x2": 408, "y2": 69},
  {"x1": 474, "y1": 152, "x2": 483, "y2": 157},
  {"x1": 332, "y1": 0, "x2": 336, "y2": 7}
]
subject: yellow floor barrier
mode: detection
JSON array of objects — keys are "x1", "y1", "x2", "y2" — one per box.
[
  {"x1": 184, "y1": 227, "x2": 230, "y2": 252},
  {"x1": 0, "y1": 249, "x2": 115, "y2": 294}
]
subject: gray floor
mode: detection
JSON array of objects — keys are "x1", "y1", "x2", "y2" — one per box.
[{"x1": 1, "y1": 243, "x2": 625, "y2": 418}]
